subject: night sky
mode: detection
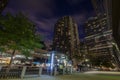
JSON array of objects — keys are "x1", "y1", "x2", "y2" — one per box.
[{"x1": 2, "y1": 0, "x2": 95, "y2": 46}]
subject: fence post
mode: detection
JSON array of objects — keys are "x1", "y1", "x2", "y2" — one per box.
[
  {"x1": 21, "y1": 66, "x2": 27, "y2": 79},
  {"x1": 50, "y1": 68, "x2": 53, "y2": 76},
  {"x1": 0, "y1": 66, "x2": 2, "y2": 71},
  {"x1": 39, "y1": 67, "x2": 42, "y2": 77},
  {"x1": 54, "y1": 67, "x2": 57, "y2": 76},
  {"x1": 63, "y1": 68, "x2": 65, "y2": 75},
  {"x1": 70, "y1": 66, "x2": 73, "y2": 74}
]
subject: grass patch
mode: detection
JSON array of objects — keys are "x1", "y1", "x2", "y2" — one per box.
[{"x1": 56, "y1": 73, "x2": 120, "y2": 80}]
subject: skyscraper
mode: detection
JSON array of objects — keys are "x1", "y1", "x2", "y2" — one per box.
[
  {"x1": 91, "y1": 0, "x2": 120, "y2": 69},
  {"x1": 52, "y1": 16, "x2": 80, "y2": 59},
  {"x1": 84, "y1": 14, "x2": 114, "y2": 67}
]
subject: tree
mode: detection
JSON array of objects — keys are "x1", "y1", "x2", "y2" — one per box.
[
  {"x1": 0, "y1": 0, "x2": 9, "y2": 13},
  {"x1": 0, "y1": 13, "x2": 43, "y2": 74}
]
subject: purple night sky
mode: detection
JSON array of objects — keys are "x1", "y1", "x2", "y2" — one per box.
[{"x1": 2, "y1": 0, "x2": 95, "y2": 47}]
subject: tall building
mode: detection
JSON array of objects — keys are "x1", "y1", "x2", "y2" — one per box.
[
  {"x1": 111, "y1": 0, "x2": 120, "y2": 49},
  {"x1": 91, "y1": 0, "x2": 120, "y2": 68},
  {"x1": 84, "y1": 14, "x2": 115, "y2": 67},
  {"x1": 52, "y1": 16, "x2": 80, "y2": 59},
  {"x1": 85, "y1": 14, "x2": 109, "y2": 36}
]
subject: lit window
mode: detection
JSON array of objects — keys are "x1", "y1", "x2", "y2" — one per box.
[
  {"x1": 62, "y1": 41, "x2": 64, "y2": 44},
  {"x1": 93, "y1": 22, "x2": 95, "y2": 24},
  {"x1": 68, "y1": 32, "x2": 71, "y2": 35},
  {"x1": 61, "y1": 24, "x2": 64, "y2": 26},
  {"x1": 57, "y1": 29, "x2": 60, "y2": 31},
  {"x1": 94, "y1": 25, "x2": 96, "y2": 27},
  {"x1": 88, "y1": 24, "x2": 90, "y2": 26}
]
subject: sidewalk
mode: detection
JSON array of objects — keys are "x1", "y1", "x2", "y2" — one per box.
[
  {"x1": 84, "y1": 71, "x2": 120, "y2": 75},
  {"x1": 9, "y1": 75, "x2": 60, "y2": 80},
  {"x1": 8, "y1": 71, "x2": 120, "y2": 80}
]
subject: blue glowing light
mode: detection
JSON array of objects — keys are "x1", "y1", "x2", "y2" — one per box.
[{"x1": 50, "y1": 52, "x2": 55, "y2": 70}]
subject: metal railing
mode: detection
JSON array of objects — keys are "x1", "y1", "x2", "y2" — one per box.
[
  {"x1": 0, "y1": 66, "x2": 42, "y2": 79},
  {"x1": 0, "y1": 65, "x2": 74, "y2": 79},
  {"x1": 0, "y1": 66, "x2": 22, "y2": 79}
]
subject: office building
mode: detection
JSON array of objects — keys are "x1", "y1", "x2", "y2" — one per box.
[
  {"x1": 52, "y1": 16, "x2": 80, "y2": 59},
  {"x1": 84, "y1": 14, "x2": 114, "y2": 67}
]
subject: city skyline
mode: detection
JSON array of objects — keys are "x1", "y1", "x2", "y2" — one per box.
[{"x1": 2, "y1": 0, "x2": 95, "y2": 46}]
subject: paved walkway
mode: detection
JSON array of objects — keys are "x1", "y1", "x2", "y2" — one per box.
[
  {"x1": 9, "y1": 75, "x2": 61, "y2": 80},
  {"x1": 8, "y1": 71, "x2": 120, "y2": 80},
  {"x1": 84, "y1": 71, "x2": 120, "y2": 75}
]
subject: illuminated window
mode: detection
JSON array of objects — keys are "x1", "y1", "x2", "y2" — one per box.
[
  {"x1": 60, "y1": 46, "x2": 63, "y2": 48},
  {"x1": 57, "y1": 42, "x2": 59, "y2": 44},
  {"x1": 94, "y1": 25, "x2": 96, "y2": 27},
  {"x1": 68, "y1": 32, "x2": 71, "y2": 35},
  {"x1": 61, "y1": 24, "x2": 64, "y2": 26},
  {"x1": 93, "y1": 22, "x2": 95, "y2": 24},
  {"x1": 57, "y1": 29, "x2": 60, "y2": 31},
  {"x1": 62, "y1": 41, "x2": 64, "y2": 44},
  {"x1": 88, "y1": 24, "x2": 90, "y2": 26}
]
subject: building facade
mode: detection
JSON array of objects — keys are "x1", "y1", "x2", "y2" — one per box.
[
  {"x1": 90, "y1": 0, "x2": 120, "y2": 68},
  {"x1": 52, "y1": 16, "x2": 80, "y2": 59},
  {"x1": 84, "y1": 14, "x2": 115, "y2": 67}
]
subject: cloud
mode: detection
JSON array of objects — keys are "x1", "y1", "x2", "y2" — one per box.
[
  {"x1": 72, "y1": 14, "x2": 87, "y2": 25},
  {"x1": 30, "y1": 16, "x2": 58, "y2": 43},
  {"x1": 72, "y1": 10, "x2": 95, "y2": 25},
  {"x1": 35, "y1": 18, "x2": 57, "y2": 31},
  {"x1": 2, "y1": 7, "x2": 16, "y2": 15},
  {"x1": 3, "y1": 0, "x2": 95, "y2": 46},
  {"x1": 3, "y1": 0, "x2": 55, "y2": 17},
  {"x1": 27, "y1": 12, "x2": 57, "y2": 33},
  {"x1": 23, "y1": 0, "x2": 55, "y2": 17}
]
